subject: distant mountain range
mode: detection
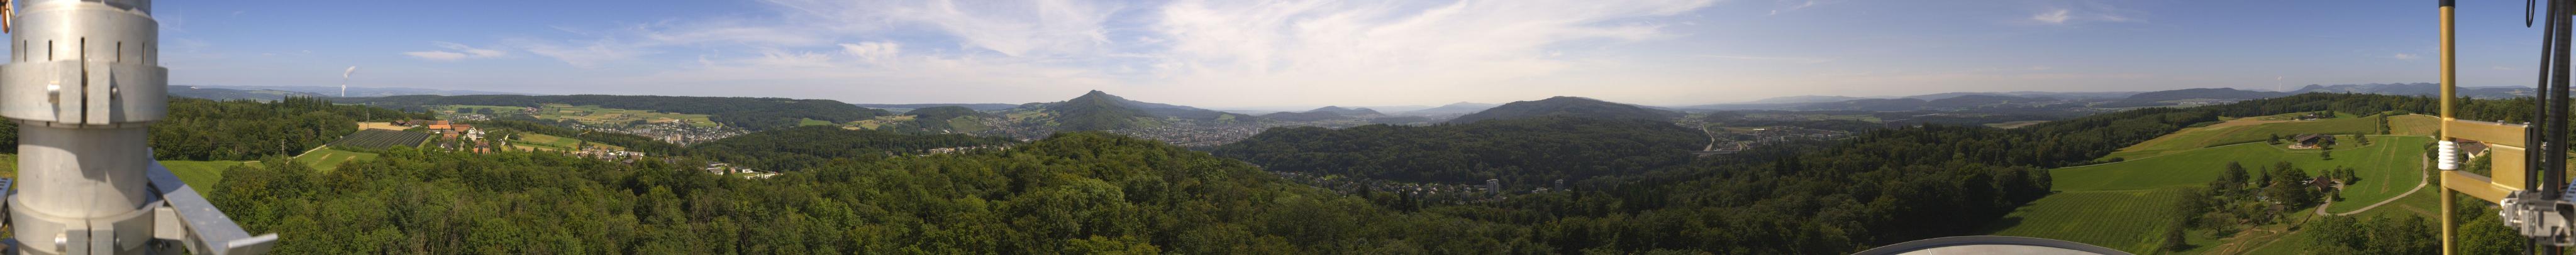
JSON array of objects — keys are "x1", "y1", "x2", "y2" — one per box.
[
  {"x1": 1684, "y1": 83, "x2": 2536, "y2": 112},
  {"x1": 1399, "y1": 102, "x2": 1500, "y2": 116},
  {"x1": 2287, "y1": 82, "x2": 2530, "y2": 98},
  {"x1": 1257, "y1": 106, "x2": 1392, "y2": 122},
  {"x1": 853, "y1": 103, "x2": 1021, "y2": 111},
  {"x1": 170, "y1": 86, "x2": 328, "y2": 101},
  {"x1": 189, "y1": 85, "x2": 537, "y2": 97},
  {"x1": 1450, "y1": 97, "x2": 1682, "y2": 124}
]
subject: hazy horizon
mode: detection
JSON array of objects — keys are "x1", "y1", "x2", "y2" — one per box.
[{"x1": 145, "y1": 1, "x2": 2534, "y2": 108}]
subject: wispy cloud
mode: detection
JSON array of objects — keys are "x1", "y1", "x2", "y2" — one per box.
[
  {"x1": 2394, "y1": 53, "x2": 2419, "y2": 60},
  {"x1": 1700, "y1": 55, "x2": 1833, "y2": 64},
  {"x1": 1770, "y1": 1, "x2": 1820, "y2": 16},
  {"x1": 491, "y1": 0, "x2": 1719, "y2": 105},
  {"x1": 2029, "y1": 1, "x2": 2140, "y2": 26},
  {"x1": 403, "y1": 41, "x2": 509, "y2": 61},
  {"x1": 2031, "y1": 9, "x2": 2072, "y2": 24}
]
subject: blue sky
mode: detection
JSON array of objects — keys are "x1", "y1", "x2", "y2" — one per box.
[{"x1": 131, "y1": 0, "x2": 2540, "y2": 107}]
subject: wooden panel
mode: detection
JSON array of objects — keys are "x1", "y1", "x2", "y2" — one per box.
[
  {"x1": 2448, "y1": 119, "x2": 2529, "y2": 147},
  {"x1": 2445, "y1": 171, "x2": 2520, "y2": 203},
  {"x1": 2493, "y1": 144, "x2": 2528, "y2": 190}
]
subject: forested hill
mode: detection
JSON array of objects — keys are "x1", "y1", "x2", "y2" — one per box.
[
  {"x1": 1042, "y1": 90, "x2": 1257, "y2": 131},
  {"x1": 687, "y1": 126, "x2": 1019, "y2": 171},
  {"x1": 1214, "y1": 116, "x2": 1702, "y2": 187},
  {"x1": 339, "y1": 94, "x2": 892, "y2": 131},
  {"x1": 1447, "y1": 96, "x2": 1682, "y2": 124},
  {"x1": 1046, "y1": 91, "x2": 1157, "y2": 131},
  {"x1": 214, "y1": 132, "x2": 1540, "y2": 254}
]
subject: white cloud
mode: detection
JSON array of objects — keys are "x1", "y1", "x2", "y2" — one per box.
[
  {"x1": 403, "y1": 51, "x2": 469, "y2": 60},
  {"x1": 2394, "y1": 53, "x2": 2419, "y2": 60},
  {"x1": 494, "y1": 0, "x2": 1719, "y2": 106},
  {"x1": 759, "y1": 0, "x2": 1116, "y2": 57},
  {"x1": 840, "y1": 41, "x2": 902, "y2": 62},
  {"x1": 404, "y1": 41, "x2": 509, "y2": 61},
  {"x1": 1143, "y1": 0, "x2": 1718, "y2": 103},
  {"x1": 508, "y1": 38, "x2": 648, "y2": 68},
  {"x1": 2028, "y1": 1, "x2": 2140, "y2": 26},
  {"x1": 1771, "y1": 1, "x2": 1819, "y2": 16},
  {"x1": 2031, "y1": 9, "x2": 2071, "y2": 24}
]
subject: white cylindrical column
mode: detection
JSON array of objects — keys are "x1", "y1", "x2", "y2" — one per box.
[{"x1": 3, "y1": 0, "x2": 167, "y2": 254}]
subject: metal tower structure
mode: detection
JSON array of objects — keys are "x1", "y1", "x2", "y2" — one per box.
[{"x1": 0, "y1": 0, "x2": 275, "y2": 254}]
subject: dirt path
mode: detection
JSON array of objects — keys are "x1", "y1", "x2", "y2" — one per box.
[{"x1": 2317, "y1": 153, "x2": 2429, "y2": 216}]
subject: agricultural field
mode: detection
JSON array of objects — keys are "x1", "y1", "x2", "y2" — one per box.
[
  {"x1": 799, "y1": 118, "x2": 836, "y2": 126},
  {"x1": 441, "y1": 104, "x2": 721, "y2": 128},
  {"x1": 1992, "y1": 112, "x2": 2441, "y2": 254},
  {"x1": 2385, "y1": 114, "x2": 2440, "y2": 136},
  {"x1": 1984, "y1": 120, "x2": 2048, "y2": 129},
  {"x1": 508, "y1": 133, "x2": 620, "y2": 151},
  {"x1": 159, "y1": 160, "x2": 250, "y2": 197},
  {"x1": 2103, "y1": 113, "x2": 2389, "y2": 160},
  {"x1": 327, "y1": 129, "x2": 431, "y2": 149},
  {"x1": 294, "y1": 148, "x2": 378, "y2": 172},
  {"x1": 0, "y1": 155, "x2": 236, "y2": 197},
  {"x1": 536, "y1": 104, "x2": 720, "y2": 128},
  {"x1": 1984, "y1": 188, "x2": 2207, "y2": 253},
  {"x1": 2053, "y1": 136, "x2": 2427, "y2": 207},
  {"x1": 357, "y1": 122, "x2": 408, "y2": 131}
]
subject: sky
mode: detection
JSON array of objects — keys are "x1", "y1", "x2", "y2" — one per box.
[{"x1": 120, "y1": 0, "x2": 2549, "y2": 108}]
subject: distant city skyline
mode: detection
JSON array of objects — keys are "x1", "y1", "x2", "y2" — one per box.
[{"x1": 137, "y1": 1, "x2": 2533, "y2": 107}]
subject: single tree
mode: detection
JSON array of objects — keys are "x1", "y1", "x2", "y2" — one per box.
[{"x1": 2162, "y1": 224, "x2": 2190, "y2": 252}]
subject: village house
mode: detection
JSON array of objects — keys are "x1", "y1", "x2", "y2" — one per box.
[{"x1": 2292, "y1": 134, "x2": 2338, "y2": 148}]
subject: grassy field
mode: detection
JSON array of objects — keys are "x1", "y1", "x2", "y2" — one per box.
[
  {"x1": 295, "y1": 148, "x2": 378, "y2": 172},
  {"x1": 443, "y1": 104, "x2": 721, "y2": 128},
  {"x1": 2103, "y1": 114, "x2": 2389, "y2": 160},
  {"x1": 1985, "y1": 188, "x2": 2201, "y2": 253},
  {"x1": 1984, "y1": 120, "x2": 2049, "y2": 129},
  {"x1": 1990, "y1": 109, "x2": 2441, "y2": 254},
  {"x1": 509, "y1": 133, "x2": 620, "y2": 151},
  {"x1": 2053, "y1": 136, "x2": 2426, "y2": 205},
  {"x1": 2386, "y1": 114, "x2": 2440, "y2": 136},
  {"x1": 799, "y1": 118, "x2": 836, "y2": 126},
  {"x1": 160, "y1": 160, "x2": 250, "y2": 197},
  {"x1": 0, "y1": 154, "x2": 236, "y2": 197}
]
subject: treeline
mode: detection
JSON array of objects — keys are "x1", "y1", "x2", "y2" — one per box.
[
  {"x1": 1214, "y1": 116, "x2": 1704, "y2": 187},
  {"x1": 688, "y1": 126, "x2": 1019, "y2": 171},
  {"x1": 0, "y1": 97, "x2": 434, "y2": 159},
  {"x1": 212, "y1": 133, "x2": 1553, "y2": 254},
  {"x1": 147, "y1": 97, "x2": 430, "y2": 160},
  {"x1": 343, "y1": 94, "x2": 892, "y2": 130}
]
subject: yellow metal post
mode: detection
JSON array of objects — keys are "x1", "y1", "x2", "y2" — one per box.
[{"x1": 2438, "y1": 1, "x2": 2455, "y2": 254}]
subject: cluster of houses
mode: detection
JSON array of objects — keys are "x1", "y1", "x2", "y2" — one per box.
[
  {"x1": 702, "y1": 163, "x2": 778, "y2": 179},
  {"x1": 395, "y1": 119, "x2": 485, "y2": 140},
  {"x1": 926, "y1": 144, "x2": 1013, "y2": 155}
]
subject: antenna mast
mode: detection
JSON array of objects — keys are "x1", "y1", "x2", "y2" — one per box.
[{"x1": 0, "y1": 0, "x2": 277, "y2": 254}]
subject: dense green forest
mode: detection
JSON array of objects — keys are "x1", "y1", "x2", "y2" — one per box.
[
  {"x1": 688, "y1": 126, "x2": 1019, "y2": 171},
  {"x1": 1214, "y1": 116, "x2": 1703, "y2": 187},
  {"x1": 0, "y1": 97, "x2": 427, "y2": 159},
  {"x1": 213, "y1": 133, "x2": 1550, "y2": 254},
  {"x1": 341, "y1": 95, "x2": 892, "y2": 130}
]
